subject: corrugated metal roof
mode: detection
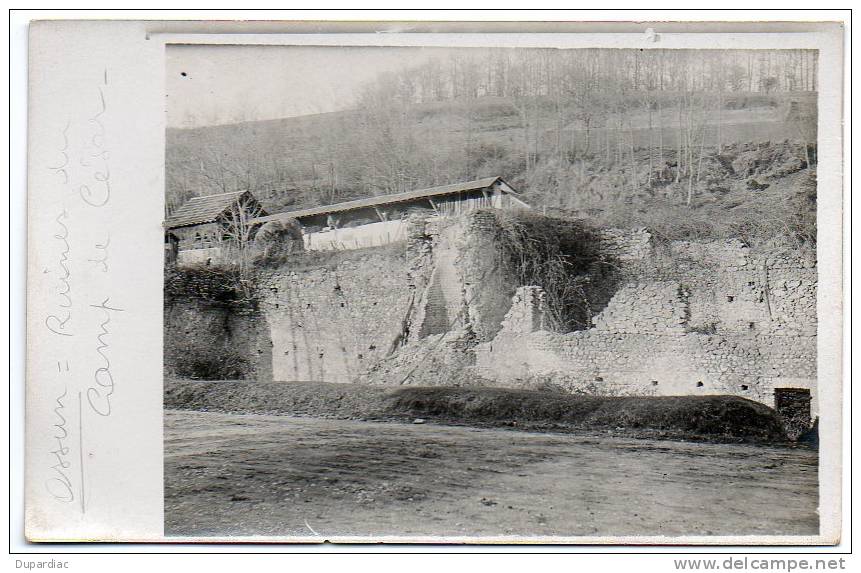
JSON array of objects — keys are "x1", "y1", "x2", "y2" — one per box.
[
  {"x1": 165, "y1": 190, "x2": 248, "y2": 229},
  {"x1": 255, "y1": 176, "x2": 517, "y2": 223}
]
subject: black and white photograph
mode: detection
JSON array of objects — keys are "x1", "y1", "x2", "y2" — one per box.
[
  {"x1": 161, "y1": 43, "x2": 823, "y2": 540},
  {"x1": 16, "y1": 13, "x2": 849, "y2": 563}
]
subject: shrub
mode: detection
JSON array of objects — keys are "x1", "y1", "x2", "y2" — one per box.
[
  {"x1": 492, "y1": 210, "x2": 616, "y2": 332},
  {"x1": 172, "y1": 349, "x2": 250, "y2": 380},
  {"x1": 164, "y1": 266, "x2": 255, "y2": 307}
]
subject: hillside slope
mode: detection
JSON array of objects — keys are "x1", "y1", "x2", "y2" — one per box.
[{"x1": 166, "y1": 93, "x2": 816, "y2": 246}]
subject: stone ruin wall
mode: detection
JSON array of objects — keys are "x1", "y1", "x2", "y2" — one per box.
[
  {"x1": 165, "y1": 210, "x2": 817, "y2": 416},
  {"x1": 251, "y1": 212, "x2": 517, "y2": 386},
  {"x1": 474, "y1": 231, "x2": 818, "y2": 415},
  {"x1": 346, "y1": 212, "x2": 521, "y2": 387},
  {"x1": 407, "y1": 211, "x2": 515, "y2": 344},
  {"x1": 255, "y1": 250, "x2": 414, "y2": 384},
  {"x1": 252, "y1": 212, "x2": 507, "y2": 385},
  {"x1": 172, "y1": 211, "x2": 510, "y2": 387}
]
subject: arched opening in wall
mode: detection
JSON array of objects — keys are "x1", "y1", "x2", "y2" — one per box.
[
  {"x1": 696, "y1": 381, "x2": 704, "y2": 388},
  {"x1": 740, "y1": 384, "x2": 749, "y2": 391},
  {"x1": 726, "y1": 295, "x2": 735, "y2": 302},
  {"x1": 651, "y1": 380, "x2": 659, "y2": 386}
]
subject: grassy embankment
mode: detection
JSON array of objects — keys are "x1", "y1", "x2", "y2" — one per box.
[{"x1": 165, "y1": 379, "x2": 788, "y2": 443}]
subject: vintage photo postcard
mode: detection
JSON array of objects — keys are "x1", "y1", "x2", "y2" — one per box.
[{"x1": 23, "y1": 19, "x2": 846, "y2": 544}]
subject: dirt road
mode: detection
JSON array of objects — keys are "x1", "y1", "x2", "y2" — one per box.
[{"x1": 164, "y1": 410, "x2": 818, "y2": 541}]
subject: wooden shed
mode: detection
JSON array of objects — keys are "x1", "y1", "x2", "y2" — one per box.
[
  {"x1": 164, "y1": 190, "x2": 267, "y2": 265},
  {"x1": 253, "y1": 176, "x2": 528, "y2": 251}
]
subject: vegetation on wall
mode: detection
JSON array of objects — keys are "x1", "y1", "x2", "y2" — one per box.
[
  {"x1": 170, "y1": 349, "x2": 251, "y2": 381},
  {"x1": 164, "y1": 266, "x2": 257, "y2": 308},
  {"x1": 493, "y1": 210, "x2": 615, "y2": 333},
  {"x1": 164, "y1": 266, "x2": 261, "y2": 381}
]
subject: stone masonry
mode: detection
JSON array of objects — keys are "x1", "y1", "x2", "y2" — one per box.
[
  {"x1": 166, "y1": 210, "x2": 817, "y2": 416},
  {"x1": 473, "y1": 230, "x2": 818, "y2": 415}
]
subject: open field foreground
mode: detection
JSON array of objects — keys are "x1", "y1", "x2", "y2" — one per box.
[{"x1": 164, "y1": 410, "x2": 818, "y2": 540}]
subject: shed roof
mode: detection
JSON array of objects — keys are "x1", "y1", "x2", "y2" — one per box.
[
  {"x1": 255, "y1": 176, "x2": 519, "y2": 223},
  {"x1": 165, "y1": 190, "x2": 250, "y2": 229}
]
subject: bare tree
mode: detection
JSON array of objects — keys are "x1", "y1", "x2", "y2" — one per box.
[{"x1": 220, "y1": 194, "x2": 264, "y2": 291}]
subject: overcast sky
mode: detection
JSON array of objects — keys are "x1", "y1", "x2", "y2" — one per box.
[{"x1": 166, "y1": 45, "x2": 445, "y2": 128}]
